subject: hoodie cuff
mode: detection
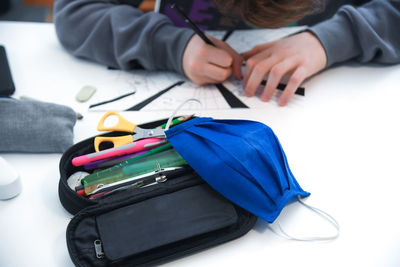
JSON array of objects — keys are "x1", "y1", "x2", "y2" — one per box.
[
  {"x1": 308, "y1": 6, "x2": 361, "y2": 67},
  {"x1": 150, "y1": 22, "x2": 195, "y2": 75}
]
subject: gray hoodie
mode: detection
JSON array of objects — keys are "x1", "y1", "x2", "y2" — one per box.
[{"x1": 54, "y1": 0, "x2": 400, "y2": 75}]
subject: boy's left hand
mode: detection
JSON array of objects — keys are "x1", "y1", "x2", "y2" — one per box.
[{"x1": 242, "y1": 31, "x2": 327, "y2": 106}]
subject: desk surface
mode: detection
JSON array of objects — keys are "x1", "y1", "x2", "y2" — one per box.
[{"x1": 1, "y1": 21, "x2": 400, "y2": 267}]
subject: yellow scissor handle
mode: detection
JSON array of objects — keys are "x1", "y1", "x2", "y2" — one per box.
[
  {"x1": 94, "y1": 135, "x2": 134, "y2": 152},
  {"x1": 97, "y1": 111, "x2": 137, "y2": 133}
]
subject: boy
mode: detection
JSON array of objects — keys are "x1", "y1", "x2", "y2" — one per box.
[{"x1": 54, "y1": 0, "x2": 400, "y2": 106}]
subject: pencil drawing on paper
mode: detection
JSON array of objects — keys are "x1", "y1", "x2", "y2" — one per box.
[{"x1": 89, "y1": 27, "x2": 306, "y2": 111}]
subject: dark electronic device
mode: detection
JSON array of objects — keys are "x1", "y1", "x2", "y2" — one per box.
[{"x1": 0, "y1": 45, "x2": 15, "y2": 96}]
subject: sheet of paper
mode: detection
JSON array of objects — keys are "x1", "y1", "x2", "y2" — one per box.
[
  {"x1": 89, "y1": 27, "x2": 306, "y2": 112},
  {"x1": 208, "y1": 27, "x2": 306, "y2": 53}
]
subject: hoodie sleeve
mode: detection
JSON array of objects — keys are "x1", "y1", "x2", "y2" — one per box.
[
  {"x1": 53, "y1": 0, "x2": 194, "y2": 74},
  {"x1": 309, "y1": 0, "x2": 400, "y2": 67}
]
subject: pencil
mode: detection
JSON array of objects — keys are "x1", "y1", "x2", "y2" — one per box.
[{"x1": 170, "y1": 4, "x2": 215, "y2": 46}]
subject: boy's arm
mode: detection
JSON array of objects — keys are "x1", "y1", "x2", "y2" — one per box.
[
  {"x1": 53, "y1": 0, "x2": 194, "y2": 74},
  {"x1": 242, "y1": 0, "x2": 400, "y2": 106},
  {"x1": 309, "y1": 0, "x2": 400, "y2": 67}
]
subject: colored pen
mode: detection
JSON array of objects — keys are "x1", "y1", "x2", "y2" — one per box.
[
  {"x1": 72, "y1": 137, "x2": 166, "y2": 167},
  {"x1": 82, "y1": 142, "x2": 174, "y2": 188},
  {"x1": 83, "y1": 150, "x2": 150, "y2": 170},
  {"x1": 79, "y1": 116, "x2": 191, "y2": 169},
  {"x1": 121, "y1": 149, "x2": 187, "y2": 177},
  {"x1": 156, "y1": 114, "x2": 194, "y2": 129}
]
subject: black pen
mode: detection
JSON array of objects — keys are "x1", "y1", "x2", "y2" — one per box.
[{"x1": 170, "y1": 3, "x2": 215, "y2": 46}]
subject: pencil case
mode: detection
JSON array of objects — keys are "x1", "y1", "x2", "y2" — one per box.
[{"x1": 58, "y1": 118, "x2": 257, "y2": 267}]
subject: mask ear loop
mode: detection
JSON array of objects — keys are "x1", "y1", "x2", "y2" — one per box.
[
  {"x1": 268, "y1": 196, "x2": 340, "y2": 242},
  {"x1": 165, "y1": 98, "x2": 203, "y2": 130},
  {"x1": 165, "y1": 102, "x2": 339, "y2": 241}
]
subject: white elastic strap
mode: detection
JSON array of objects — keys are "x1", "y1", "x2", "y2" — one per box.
[
  {"x1": 165, "y1": 98, "x2": 202, "y2": 130},
  {"x1": 268, "y1": 196, "x2": 340, "y2": 242}
]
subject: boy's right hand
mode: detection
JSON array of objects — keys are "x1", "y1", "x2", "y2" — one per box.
[{"x1": 182, "y1": 35, "x2": 243, "y2": 85}]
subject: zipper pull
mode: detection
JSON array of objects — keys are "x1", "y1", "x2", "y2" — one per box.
[
  {"x1": 155, "y1": 161, "x2": 167, "y2": 183},
  {"x1": 94, "y1": 239, "x2": 104, "y2": 259}
]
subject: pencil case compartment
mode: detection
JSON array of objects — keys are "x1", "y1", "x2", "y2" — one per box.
[
  {"x1": 66, "y1": 183, "x2": 255, "y2": 267},
  {"x1": 59, "y1": 118, "x2": 175, "y2": 215},
  {"x1": 59, "y1": 118, "x2": 257, "y2": 266}
]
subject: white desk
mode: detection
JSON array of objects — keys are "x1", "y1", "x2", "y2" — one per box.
[{"x1": 1, "y1": 21, "x2": 400, "y2": 267}]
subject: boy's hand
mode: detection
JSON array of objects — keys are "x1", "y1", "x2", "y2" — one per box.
[
  {"x1": 243, "y1": 31, "x2": 327, "y2": 106},
  {"x1": 182, "y1": 35, "x2": 243, "y2": 85}
]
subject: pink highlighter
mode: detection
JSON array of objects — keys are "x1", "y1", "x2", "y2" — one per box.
[{"x1": 72, "y1": 138, "x2": 166, "y2": 167}]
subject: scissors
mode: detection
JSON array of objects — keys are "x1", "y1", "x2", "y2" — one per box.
[{"x1": 94, "y1": 111, "x2": 166, "y2": 152}]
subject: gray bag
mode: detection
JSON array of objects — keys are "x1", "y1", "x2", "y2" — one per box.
[{"x1": 0, "y1": 97, "x2": 76, "y2": 153}]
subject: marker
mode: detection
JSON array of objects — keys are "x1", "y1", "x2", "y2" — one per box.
[
  {"x1": 83, "y1": 150, "x2": 149, "y2": 170},
  {"x1": 72, "y1": 138, "x2": 166, "y2": 166}
]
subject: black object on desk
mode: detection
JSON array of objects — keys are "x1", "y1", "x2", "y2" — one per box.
[
  {"x1": 0, "y1": 45, "x2": 15, "y2": 96},
  {"x1": 126, "y1": 80, "x2": 185, "y2": 111},
  {"x1": 0, "y1": 0, "x2": 10, "y2": 14},
  {"x1": 260, "y1": 80, "x2": 305, "y2": 96}
]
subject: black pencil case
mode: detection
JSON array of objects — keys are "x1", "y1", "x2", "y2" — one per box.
[{"x1": 58, "y1": 118, "x2": 257, "y2": 267}]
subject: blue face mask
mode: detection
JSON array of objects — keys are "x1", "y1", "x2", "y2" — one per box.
[{"x1": 165, "y1": 117, "x2": 310, "y2": 223}]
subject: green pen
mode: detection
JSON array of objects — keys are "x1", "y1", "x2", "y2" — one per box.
[
  {"x1": 156, "y1": 115, "x2": 193, "y2": 129},
  {"x1": 122, "y1": 149, "x2": 187, "y2": 177}
]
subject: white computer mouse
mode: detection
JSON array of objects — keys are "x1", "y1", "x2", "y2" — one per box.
[{"x1": 0, "y1": 157, "x2": 22, "y2": 200}]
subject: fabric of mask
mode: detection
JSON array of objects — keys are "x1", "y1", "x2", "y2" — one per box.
[{"x1": 165, "y1": 117, "x2": 310, "y2": 223}]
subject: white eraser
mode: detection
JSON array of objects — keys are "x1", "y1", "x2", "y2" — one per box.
[{"x1": 0, "y1": 157, "x2": 22, "y2": 200}]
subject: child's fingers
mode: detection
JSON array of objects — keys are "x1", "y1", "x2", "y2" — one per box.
[
  {"x1": 220, "y1": 44, "x2": 243, "y2": 79},
  {"x1": 278, "y1": 66, "x2": 306, "y2": 106},
  {"x1": 242, "y1": 49, "x2": 259, "y2": 60},
  {"x1": 232, "y1": 55, "x2": 243, "y2": 79},
  {"x1": 205, "y1": 46, "x2": 233, "y2": 68},
  {"x1": 203, "y1": 63, "x2": 233, "y2": 83},
  {"x1": 242, "y1": 42, "x2": 275, "y2": 60},
  {"x1": 243, "y1": 52, "x2": 264, "y2": 87},
  {"x1": 243, "y1": 51, "x2": 275, "y2": 90},
  {"x1": 183, "y1": 35, "x2": 240, "y2": 84},
  {"x1": 244, "y1": 58, "x2": 276, "y2": 97},
  {"x1": 261, "y1": 59, "x2": 298, "y2": 101},
  {"x1": 212, "y1": 37, "x2": 243, "y2": 78}
]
